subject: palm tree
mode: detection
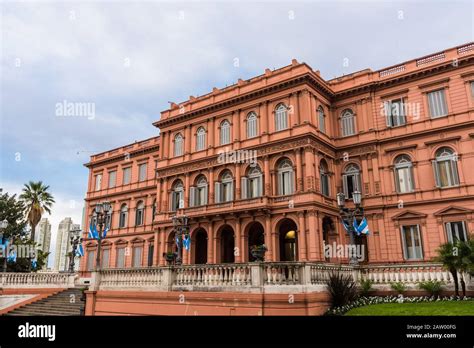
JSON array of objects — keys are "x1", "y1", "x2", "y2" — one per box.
[
  {"x1": 455, "y1": 239, "x2": 474, "y2": 297},
  {"x1": 19, "y1": 181, "x2": 55, "y2": 243},
  {"x1": 435, "y1": 242, "x2": 460, "y2": 296}
]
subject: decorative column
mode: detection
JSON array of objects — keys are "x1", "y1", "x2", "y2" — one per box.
[
  {"x1": 304, "y1": 146, "x2": 315, "y2": 191},
  {"x1": 153, "y1": 229, "x2": 159, "y2": 265},
  {"x1": 207, "y1": 221, "x2": 214, "y2": 264},
  {"x1": 159, "y1": 227, "x2": 166, "y2": 266},
  {"x1": 209, "y1": 168, "x2": 215, "y2": 203},
  {"x1": 233, "y1": 110, "x2": 241, "y2": 148},
  {"x1": 260, "y1": 102, "x2": 269, "y2": 141},
  {"x1": 235, "y1": 163, "x2": 241, "y2": 199},
  {"x1": 300, "y1": 89, "x2": 311, "y2": 124},
  {"x1": 162, "y1": 131, "x2": 169, "y2": 159},
  {"x1": 185, "y1": 173, "x2": 190, "y2": 208},
  {"x1": 297, "y1": 211, "x2": 307, "y2": 261},
  {"x1": 307, "y1": 210, "x2": 322, "y2": 261},
  {"x1": 208, "y1": 117, "x2": 215, "y2": 152},
  {"x1": 295, "y1": 148, "x2": 303, "y2": 192},
  {"x1": 162, "y1": 178, "x2": 168, "y2": 212},
  {"x1": 290, "y1": 92, "x2": 300, "y2": 126},
  {"x1": 185, "y1": 124, "x2": 191, "y2": 155},
  {"x1": 264, "y1": 156, "x2": 271, "y2": 196},
  {"x1": 264, "y1": 214, "x2": 274, "y2": 261},
  {"x1": 156, "y1": 179, "x2": 162, "y2": 214},
  {"x1": 235, "y1": 218, "x2": 242, "y2": 263}
]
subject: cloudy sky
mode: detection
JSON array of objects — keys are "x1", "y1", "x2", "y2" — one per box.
[{"x1": 1, "y1": 0, "x2": 472, "y2": 267}]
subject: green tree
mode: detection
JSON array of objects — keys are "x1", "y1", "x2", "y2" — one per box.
[
  {"x1": 19, "y1": 181, "x2": 55, "y2": 243},
  {"x1": 0, "y1": 190, "x2": 28, "y2": 271}
]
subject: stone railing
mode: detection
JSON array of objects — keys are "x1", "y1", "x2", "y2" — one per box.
[
  {"x1": 359, "y1": 263, "x2": 452, "y2": 284},
  {"x1": 0, "y1": 272, "x2": 75, "y2": 289},
  {"x1": 174, "y1": 264, "x2": 252, "y2": 288},
  {"x1": 92, "y1": 262, "x2": 467, "y2": 293},
  {"x1": 98, "y1": 268, "x2": 164, "y2": 290}
]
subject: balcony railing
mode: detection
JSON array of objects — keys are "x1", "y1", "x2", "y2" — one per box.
[
  {"x1": 91, "y1": 262, "x2": 470, "y2": 293},
  {"x1": 0, "y1": 272, "x2": 76, "y2": 288}
]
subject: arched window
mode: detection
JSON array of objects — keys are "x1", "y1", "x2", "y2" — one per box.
[
  {"x1": 318, "y1": 106, "x2": 326, "y2": 134},
  {"x1": 241, "y1": 166, "x2": 263, "y2": 199},
  {"x1": 174, "y1": 133, "x2": 183, "y2": 157},
  {"x1": 320, "y1": 159, "x2": 330, "y2": 196},
  {"x1": 342, "y1": 164, "x2": 361, "y2": 199},
  {"x1": 220, "y1": 120, "x2": 231, "y2": 145},
  {"x1": 170, "y1": 180, "x2": 184, "y2": 211},
  {"x1": 196, "y1": 127, "x2": 206, "y2": 151},
  {"x1": 135, "y1": 201, "x2": 145, "y2": 226},
  {"x1": 394, "y1": 155, "x2": 414, "y2": 193},
  {"x1": 119, "y1": 204, "x2": 128, "y2": 228},
  {"x1": 215, "y1": 171, "x2": 234, "y2": 203},
  {"x1": 190, "y1": 176, "x2": 208, "y2": 207},
  {"x1": 275, "y1": 104, "x2": 288, "y2": 131},
  {"x1": 247, "y1": 112, "x2": 258, "y2": 138},
  {"x1": 433, "y1": 147, "x2": 459, "y2": 187},
  {"x1": 341, "y1": 109, "x2": 355, "y2": 137},
  {"x1": 277, "y1": 159, "x2": 294, "y2": 195}
]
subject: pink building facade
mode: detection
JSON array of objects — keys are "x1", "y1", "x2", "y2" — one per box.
[{"x1": 81, "y1": 43, "x2": 474, "y2": 285}]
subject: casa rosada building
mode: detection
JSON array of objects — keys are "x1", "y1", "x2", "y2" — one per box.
[{"x1": 81, "y1": 43, "x2": 474, "y2": 276}]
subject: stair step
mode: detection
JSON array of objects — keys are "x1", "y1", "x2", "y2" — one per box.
[{"x1": 3, "y1": 288, "x2": 85, "y2": 316}]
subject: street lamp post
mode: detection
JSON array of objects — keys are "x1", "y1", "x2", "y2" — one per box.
[
  {"x1": 68, "y1": 228, "x2": 82, "y2": 273},
  {"x1": 336, "y1": 191, "x2": 364, "y2": 266},
  {"x1": 93, "y1": 202, "x2": 112, "y2": 270},
  {"x1": 0, "y1": 219, "x2": 9, "y2": 272},
  {"x1": 172, "y1": 215, "x2": 189, "y2": 265}
]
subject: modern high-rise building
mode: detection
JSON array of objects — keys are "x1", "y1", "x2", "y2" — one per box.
[
  {"x1": 54, "y1": 218, "x2": 81, "y2": 271},
  {"x1": 35, "y1": 218, "x2": 52, "y2": 270}
]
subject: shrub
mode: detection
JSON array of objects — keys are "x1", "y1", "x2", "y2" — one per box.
[
  {"x1": 390, "y1": 282, "x2": 406, "y2": 295},
  {"x1": 418, "y1": 280, "x2": 444, "y2": 298},
  {"x1": 359, "y1": 279, "x2": 374, "y2": 297},
  {"x1": 326, "y1": 270, "x2": 358, "y2": 308}
]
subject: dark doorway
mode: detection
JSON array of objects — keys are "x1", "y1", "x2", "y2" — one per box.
[
  {"x1": 278, "y1": 219, "x2": 298, "y2": 261},
  {"x1": 194, "y1": 229, "x2": 208, "y2": 264},
  {"x1": 221, "y1": 227, "x2": 235, "y2": 263},
  {"x1": 322, "y1": 217, "x2": 334, "y2": 261},
  {"x1": 248, "y1": 222, "x2": 265, "y2": 261}
]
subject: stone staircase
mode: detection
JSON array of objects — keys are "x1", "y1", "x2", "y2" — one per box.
[{"x1": 4, "y1": 288, "x2": 85, "y2": 316}]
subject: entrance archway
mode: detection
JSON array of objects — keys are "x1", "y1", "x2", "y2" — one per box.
[
  {"x1": 278, "y1": 218, "x2": 298, "y2": 261},
  {"x1": 247, "y1": 222, "x2": 265, "y2": 261},
  {"x1": 193, "y1": 228, "x2": 208, "y2": 264},
  {"x1": 219, "y1": 225, "x2": 235, "y2": 263}
]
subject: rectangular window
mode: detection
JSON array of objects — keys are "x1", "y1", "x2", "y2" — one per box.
[
  {"x1": 427, "y1": 89, "x2": 448, "y2": 118},
  {"x1": 101, "y1": 249, "x2": 110, "y2": 268},
  {"x1": 341, "y1": 116, "x2": 355, "y2": 137},
  {"x1": 116, "y1": 248, "x2": 126, "y2": 268},
  {"x1": 342, "y1": 173, "x2": 361, "y2": 199},
  {"x1": 108, "y1": 171, "x2": 116, "y2": 188},
  {"x1": 122, "y1": 167, "x2": 131, "y2": 185},
  {"x1": 148, "y1": 244, "x2": 154, "y2": 267},
  {"x1": 94, "y1": 174, "x2": 102, "y2": 191},
  {"x1": 384, "y1": 98, "x2": 407, "y2": 127},
  {"x1": 138, "y1": 163, "x2": 147, "y2": 182},
  {"x1": 401, "y1": 225, "x2": 423, "y2": 260},
  {"x1": 132, "y1": 246, "x2": 143, "y2": 268},
  {"x1": 87, "y1": 250, "x2": 95, "y2": 271},
  {"x1": 445, "y1": 221, "x2": 468, "y2": 243}
]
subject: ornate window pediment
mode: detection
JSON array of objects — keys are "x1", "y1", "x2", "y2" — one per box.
[
  {"x1": 434, "y1": 206, "x2": 473, "y2": 217},
  {"x1": 392, "y1": 210, "x2": 427, "y2": 220}
]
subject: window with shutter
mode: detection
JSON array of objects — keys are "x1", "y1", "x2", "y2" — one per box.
[
  {"x1": 427, "y1": 89, "x2": 448, "y2": 118},
  {"x1": 241, "y1": 177, "x2": 248, "y2": 199},
  {"x1": 101, "y1": 249, "x2": 110, "y2": 268},
  {"x1": 215, "y1": 182, "x2": 222, "y2": 203},
  {"x1": 189, "y1": 187, "x2": 196, "y2": 207},
  {"x1": 401, "y1": 225, "x2": 423, "y2": 260}
]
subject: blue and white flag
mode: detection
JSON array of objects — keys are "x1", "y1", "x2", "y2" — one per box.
[
  {"x1": 103, "y1": 226, "x2": 108, "y2": 239},
  {"x1": 183, "y1": 235, "x2": 190, "y2": 251},
  {"x1": 76, "y1": 244, "x2": 84, "y2": 257},
  {"x1": 31, "y1": 259, "x2": 37, "y2": 269},
  {"x1": 341, "y1": 219, "x2": 351, "y2": 233},
  {"x1": 7, "y1": 248, "x2": 16, "y2": 263},
  {"x1": 175, "y1": 235, "x2": 180, "y2": 247},
  {"x1": 353, "y1": 217, "x2": 370, "y2": 236}
]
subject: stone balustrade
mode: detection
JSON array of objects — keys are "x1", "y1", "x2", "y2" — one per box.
[
  {"x1": 359, "y1": 263, "x2": 453, "y2": 284},
  {"x1": 91, "y1": 262, "x2": 468, "y2": 293},
  {"x1": 0, "y1": 272, "x2": 75, "y2": 288}
]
